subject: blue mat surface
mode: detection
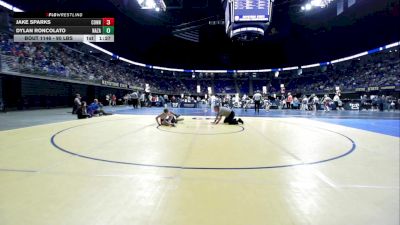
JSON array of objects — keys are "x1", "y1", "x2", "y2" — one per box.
[
  {"x1": 113, "y1": 107, "x2": 400, "y2": 137},
  {"x1": 313, "y1": 118, "x2": 399, "y2": 137}
]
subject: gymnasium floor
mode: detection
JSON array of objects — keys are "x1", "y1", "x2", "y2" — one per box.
[{"x1": 0, "y1": 106, "x2": 399, "y2": 225}]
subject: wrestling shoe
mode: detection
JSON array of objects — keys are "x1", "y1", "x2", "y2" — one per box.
[{"x1": 238, "y1": 118, "x2": 244, "y2": 124}]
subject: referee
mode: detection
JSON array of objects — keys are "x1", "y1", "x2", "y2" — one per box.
[
  {"x1": 253, "y1": 90, "x2": 262, "y2": 114},
  {"x1": 212, "y1": 105, "x2": 243, "y2": 125}
]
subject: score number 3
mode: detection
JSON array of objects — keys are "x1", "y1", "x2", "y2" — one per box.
[{"x1": 102, "y1": 18, "x2": 115, "y2": 26}]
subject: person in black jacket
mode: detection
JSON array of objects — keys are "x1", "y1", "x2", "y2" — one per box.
[
  {"x1": 77, "y1": 101, "x2": 90, "y2": 119},
  {"x1": 378, "y1": 95, "x2": 385, "y2": 111}
]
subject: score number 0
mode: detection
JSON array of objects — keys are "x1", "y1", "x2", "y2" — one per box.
[{"x1": 102, "y1": 18, "x2": 115, "y2": 35}]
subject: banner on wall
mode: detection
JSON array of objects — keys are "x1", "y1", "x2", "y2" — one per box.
[
  {"x1": 380, "y1": 86, "x2": 396, "y2": 90},
  {"x1": 354, "y1": 86, "x2": 397, "y2": 92},
  {"x1": 101, "y1": 80, "x2": 137, "y2": 89}
]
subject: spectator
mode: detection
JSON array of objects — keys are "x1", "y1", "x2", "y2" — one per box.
[
  {"x1": 111, "y1": 94, "x2": 117, "y2": 106},
  {"x1": 131, "y1": 91, "x2": 139, "y2": 109},
  {"x1": 72, "y1": 94, "x2": 81, "y2": 114},
  {"x1": 87, "y1": 99, "x2": 111, "y2": 116},
  {"x1": 77, "y1": 101, "x2": 90, "y2": 119},
  {"x1": 287, "y1": 93, "x2": 293, "y2": 109}
]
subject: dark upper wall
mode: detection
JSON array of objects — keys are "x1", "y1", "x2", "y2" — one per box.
[
  {"x1": 5, "y1": 0, "x2": 400, "y2": 69},
  {"x1": 0, "y1": 74, "x2": 131, "y2": 109}
]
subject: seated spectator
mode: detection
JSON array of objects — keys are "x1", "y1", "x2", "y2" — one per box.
[
  {"x1": 77, "y1": 101, "x2": 90, "y2": 119},
  {"x1": 292, "y1": 97, "x2": 300, "y2": 109},
  {"x1": 87, "y1": 99, "x2": 111, "y2": 117}
]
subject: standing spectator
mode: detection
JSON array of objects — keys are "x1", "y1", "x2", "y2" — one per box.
[
  {"x1": 378, "y1": 95, "x2": 385, "y2": 111},
  {"x1": 312, "y1": 94, "x2": 319, "y2": 111},
  {"x1": 243, "y1": 95, "x2": 251, "y2": 111},
  {"x1": 139, "y1": 92, "x2": 145, "y2": 108},
  {"x1": 196, "y1": 96, "x2": 201, "y2": 108},
  {"x1": 151, "y1": 94, "x2": 157, "y2": 107},
  {"x1": 388, "y1": 99, "x2": 396, "y2": 111},
  {"x1": 301, "y1": 95, "x2": 308, "y2": 111},
  {"x1": 159, "y1": 95, "x2": 165, "y2": 108},
  {"x1": 264, "y1": 97, "x2": 271, "y2": 112},
  {"x1": 164, "y1": 94, "x2": 169, "y2": 107},
  {"x1": 171, "y1": 96, "x2": 178, "y2": 108},
  {"x1": 371, "y1": 96, "x2": 378, "y2": 111},
  {"x1": 148, "y1": 94, "x2": 153, "y2": 107},
  {"x1": 131, "y1": 91, "x2": 139, "y2": 109},
  {"x1": 333, "y1": 94, "x2": 340, "y2": 110},
  {"x1": 111, "y1": 94, "x2": 117, "y2": 106},
  {"x1": 335, "y1": 94, "x2": 344, "y2": 111},
  {"x1": 322, "y1": 94, "x2": 332, "y2": 112},
  {"x1": 286, "y1": 93, "x2": 293, "y2": 109},
  {"x1": 105, "y1": 94, "x2": 110, "y2": 106},
  {"x1": 280, "y1": 95, "x2": 286, "y2": 109},
  {"x1": 397, "y1": 98, "x2": 400, "y2": 110},
  {"x1": 72, "y1": 94, "x2": 81, "y2": 114},
  {"x1": 122, "y1": 94, "x2": 128, "y2": 105}
]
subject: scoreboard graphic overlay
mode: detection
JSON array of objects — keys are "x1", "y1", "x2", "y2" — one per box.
[
  {"x1": 13, "y1": 12, "x2": 114, "y2": 42},
  {"x1": 233, "y1": 0, "x2": 271, "y2": 22}
]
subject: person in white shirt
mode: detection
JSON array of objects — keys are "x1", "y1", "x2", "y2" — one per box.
[
  {"x1": 253, "y1": 91, "x2": 262, "y2": 114},
  {"x1": 139, "y1": 93, "x2": 145, "y2": 108},
  {"x1": 333, "y1": 94, "x2": 340, "y2": 110},
  {"x1": 312, "y1": 95, "x2": 319, "y2": 111},
  {"x1": 243, "y1": 95, "x2": 251, "y2": 111},
  {"x1": 241, "y1": 94, "x2": 247, "y2": 108},
  {"x1": 301, "y1": 95, "x2": 308, "y2": 111},
  {"x1": 212, "y1": 106, "x2": 243, "y2": 125},
  {"x1": 322, "y1": 94, "x2": 332, "y2": 112},
  {"x1": 210, "y1": 95, "x2": 216, "y2": 109},
  {"x1": 105, "y1": 94, "x2": 110, "y2": 106},
  {"x1": 264, "y1": 96, "x2": 271, "y2": 112}
]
